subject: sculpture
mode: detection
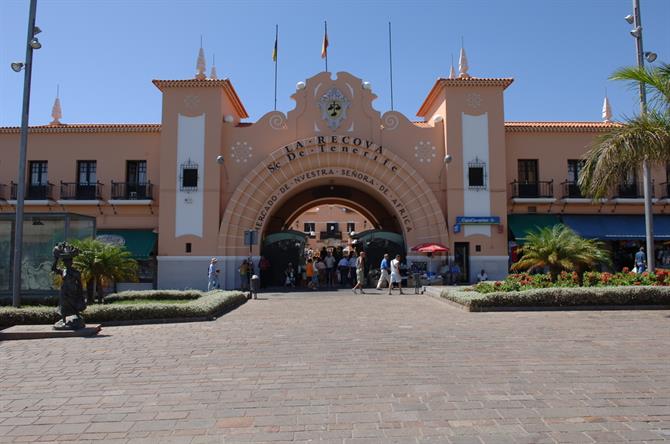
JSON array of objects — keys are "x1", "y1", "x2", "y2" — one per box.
[{"x1": 51, "y1": 242, "x2": 86, "y2": 330}]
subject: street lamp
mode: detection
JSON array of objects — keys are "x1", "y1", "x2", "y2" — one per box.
[
  {"x1": 11, "y1": 0, "x2": 41, "y2": 307},
  {"x1": 627, "y1": 0, "x2": 657, "y2": 273}
]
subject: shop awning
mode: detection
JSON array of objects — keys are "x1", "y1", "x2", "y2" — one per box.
[
  {"x1": 562, "y1": 215, "x2": 670, "y2": 240},
  {"x1": 96, "y1": 229, "x2": 157, "y2": 259},
  {"x1": 263, "y1": 230, "x2": 308, "y2": 245},
  {"x1": 353, "y1": 229, "x2": 404, "y2": 246},
  {"x1": 508, "y1": 214, "x2": 561, "y2": 243}
]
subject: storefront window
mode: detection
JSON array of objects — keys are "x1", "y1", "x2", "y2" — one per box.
[
  {"x1": 21, "y1": 218, "x2": 66, "y2": 291},
  {"x1": 0, "y1": 221, "x2": 11, "y2": 291}
]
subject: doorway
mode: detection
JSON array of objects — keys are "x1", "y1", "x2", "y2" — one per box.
[{"x1": 454, "y1": 242, "x2": 470, "y2": 283}]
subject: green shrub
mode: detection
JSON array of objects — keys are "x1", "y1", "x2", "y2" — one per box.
[
  {"x1": 103, "y1": 290, "x2": 203, "y2": 304},
  {"x1": 0, "y1": 290, "x2": 246, "y2": 328}
]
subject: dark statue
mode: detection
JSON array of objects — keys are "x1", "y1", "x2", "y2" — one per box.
[{"x1": 51, "y1": 242, "x2": 86, "y2": 330}]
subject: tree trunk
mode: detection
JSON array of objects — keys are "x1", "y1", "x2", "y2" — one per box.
[
  {"x1": 96, "y1": 277, "x2": 104, "y2": 304},
  {"x1": 85, "y1": 279, "x2": 95, "y2": 305}
]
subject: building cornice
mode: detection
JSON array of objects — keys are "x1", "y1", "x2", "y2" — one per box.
[
  {"x1": 417, "y1": 77, "x2": 515, "y2": 117},
  {"x1": 152, "y1": 78, "x2": 249, "y2": 119},
  {"x1": 0, "y1": 124, "x2": 161, "y2": 134},
  {"x1": 505, "y1": 121, "x2": 622, "y2": 133}
]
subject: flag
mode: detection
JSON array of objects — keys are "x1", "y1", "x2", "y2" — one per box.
[
  {"x1": 272, "y1": 28, "x2": 278, "y2": 62},
  {"x1": 321, "y1": 22, "x2": 329, "y2": 59}
]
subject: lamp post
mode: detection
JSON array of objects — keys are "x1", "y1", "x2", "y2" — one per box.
[
  {"x1": 443, "y1": 153, "x2": 453, "y2": 284},
  {"x1": 11, "y1": 0, "x2": 40, "y2": 307},
  {"x1": 628, "y1": 0, "x2": 656, "y2": 272}
]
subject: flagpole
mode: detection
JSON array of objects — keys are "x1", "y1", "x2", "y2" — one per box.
[
  {"x1": 388, "y1": 21, "x2": 394, "y2": 111},
  {"x1": 274, "y1": 24, "x2": 278, "y2": 111}
]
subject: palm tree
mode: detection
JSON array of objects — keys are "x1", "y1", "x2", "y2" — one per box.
[
  {"x1": 579, "y1": 63, "x2": 670, "y2": 198},
  {"x1": 511, "y1": 224, "x2": 610, "y2": 281},
  {"x1": 71, "y1": 238, "x2": 138, "y2": 303}
]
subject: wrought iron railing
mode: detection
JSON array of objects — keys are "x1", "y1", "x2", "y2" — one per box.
[
  {"x1": 659, "y1": 182, "x2": 670, "y2": 199},
  {"x1": 320, "y1": 231, "x2": 342, "y2": 240},
  {"x1": 110, "y1": 181, "x2": 153, "y2": 200},
  {"x1": 614, "y1": 181, "x2": 652, "y2": 199},
  {"x1": 510, "y1": 180, "x2": 554, "y2": 198},
  {"x1": 10, "y1": 182, "x2": 54, "y2": 200},
  {"x1": 60, "y1": 181, "x2": 104, "y2": 200},
  {"x1": 561, "y1": 180, "x2": 584, "y2": 198}
]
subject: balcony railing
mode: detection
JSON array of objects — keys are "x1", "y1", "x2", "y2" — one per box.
[
  {"x1": 10, "y1": 182, "x2": 55, "y2": 200},
  {"x1": 510, "y1": 180, "x2": 554, "y2": 198},
  {"x1": 614, "y1": 181, "x2": 652, "y2": 199},
  {"x1": 60, "y1": 181, "x2": 104, "y2": 200},
  {"x1": 111, "y1": 181, "x2": 153, "y2": 200},
  {"x1": 320, "y1": 231, "x2": 342, "y2": 240},
  {"x1": 561, "y1": 180, "x2": 584, "y2": 198},
  {"x1": 659, "y1": 182, "x2": 670, "y2": 199}
]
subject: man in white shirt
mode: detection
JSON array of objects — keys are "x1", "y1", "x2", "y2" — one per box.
[
  {"x1": 477, "y1": 269, "x2": 488, "y2": 282},
  {"x1": 389, "y1": 254, "x2": 404, "y2": 294},
  {"x1": 376, "y1": 253, "x2": 390, "y2": 290},
  {"x1": 324, "y1": 251, "x2": 337, "y2": 287},
  {"x1": 207, "y1": 257, "x2": 220, "y2": 291}
]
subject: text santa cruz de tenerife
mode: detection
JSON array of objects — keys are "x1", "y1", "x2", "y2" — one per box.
[{"x1": 256, "y1": 135, "x2": 413, "y2": 232}]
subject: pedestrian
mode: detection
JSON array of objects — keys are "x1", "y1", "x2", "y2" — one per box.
[
  {"x1": 348, "y1": 251, "x2": 357, "y2": 286},
  {"x1": 306, "y1": 258, "x2": 318, "y2": 290},
  {"x1": 259, "y1": 256, "x2": 270, "y2": 288},
  {"x1": 477, "y1": 269, "x2": 488, "y2": 282},
  {"x1": 207, "y1": 257, "x2": 220, "y2": 291},
  {"x1": 324, "y1": 250, "x2": 337, "y2": 287},
  {"x1": 338, "y1": 255, "x2": 350, "y2": 287},
  {"x1": 284, "y1": 262, "x2": 296, "y2": 287},
  {"x1": 239, "y1": 260, "x2": 249, "y2": 290},
  {"x1": 635, "y1": 246, "x2": 646, "y2": 273},
  {"x1": 315, "y1": 256, "x2": 326, "y2": 286},
  {"x1": 352, "y1": 251, "x2": 367, "y2": 294},
  {"x1": 376, "y1": 253, "x2": 391, "y2": 290},
  {"x1": 389, "y1": 254, "x2": 404, "y2": 294}
]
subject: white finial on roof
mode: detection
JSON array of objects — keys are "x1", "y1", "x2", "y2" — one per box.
[
  {"x1": 210, "y1": 54, "x2": 218, "y2": 80},
  {"x1": 50, "y1": 85, "x2": 62, "y2": 126},
  {"x1": 449, "y1": 54, "x2": 456, "y2": 79},
  {"x1": 602, "y1": 93, "x2": 612, "y2": 123},
  {"x1": 458, "y1": 37, "x2": 470, "y2": 79},
  {"x1": 196, "y1": 36, "x2": 206, "y2": 80}
]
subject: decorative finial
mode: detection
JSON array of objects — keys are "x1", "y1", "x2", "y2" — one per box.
[
  {"x1": 210, "y1": 54, "x2": 218, "y2": 80},
  {"x1": 602, "y1": 94, "x2": 612, "y2": 123},
  {"x1": 449, "y1": 54, "x2": 456, "y2": 79},
  {"x1": 50, "y1": 85, "x2": 62, "y2": 126},
  {"x1": 458, "y1": 37, "x2": 470, "y2": 79},
  {"x1": 195, "y1": 36, "x2": 206, "y2": 80}
]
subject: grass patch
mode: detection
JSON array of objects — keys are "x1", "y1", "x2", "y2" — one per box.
[
  {"x1": 0, "y1": 290, "x2": 246, "y2": 328},
  {"x1": 441, "y1": 285, "x2": 670, "y2": 311}
]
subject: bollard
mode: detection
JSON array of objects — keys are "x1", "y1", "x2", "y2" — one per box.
[{"x1": 250, "y1": 274, "x2": 260, "y2": 299}]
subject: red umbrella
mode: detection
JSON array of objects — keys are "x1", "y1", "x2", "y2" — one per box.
[{"x1": 411, "y1": 243, "x2": 449, "y2": 253}]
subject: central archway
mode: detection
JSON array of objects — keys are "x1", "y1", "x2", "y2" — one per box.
[{"x1": 218, "y1": 137, "x2": 447, "y2": 256}]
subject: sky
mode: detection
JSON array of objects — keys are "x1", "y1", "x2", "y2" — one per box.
[{"x1": 0, "y1": 0, "x2": 669, "y2": 127}]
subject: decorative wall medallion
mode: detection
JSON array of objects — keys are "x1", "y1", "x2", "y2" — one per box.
[
  {"x1": 318, "y1": 87, "x2": 350, "y2": 130},
  {"x1": 414, "y1": 141, "x2": 437, "y2": 163},
  {"x1": 466, "y1": 93, "x2": 482, "y2": 109},
  {"x1": 383, "y1": 113, "x2": 399, "y2": 131},
  {"x1": 231, "y1": 141, "x2": 253, "y2": 163},
  {"x1": 184, "y1": 95, "x2": 200, "y2": 108}
]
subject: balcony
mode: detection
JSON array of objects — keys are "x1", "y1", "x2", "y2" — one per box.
[
  {"x1": 110, "y1": 181, "x2": 153, "y2": 201},
  {"x1": 59, "y1": 181, "x2": 103, "y2": 202},
  {"x1": 510, "y1": 180, "x2": 555, "y2": 203},
  {"x1": 612, "y1": 181, "x2": 656, "y2": 204},
  {"x1": 561, "y1": 180, "x2": 584, "y2": 199},
  {"x1": 10, "y1": 182, "x2": 55, "y2": 201},
  {"x1": 320, "y1": 231, "x2": 342, "y2": 240},
  {"x1": 659, "y1": 182, "x2": 670, "y2": 199}
]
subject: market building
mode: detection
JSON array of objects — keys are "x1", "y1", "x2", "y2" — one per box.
[{"x1": 1, "y1": 46, "x2": 668, "y2": 293}]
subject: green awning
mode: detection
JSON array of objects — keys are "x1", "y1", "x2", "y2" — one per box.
[
  {"x1": 263, "y1": 230, "x2": 308, "y2": 245},
  {"x1": 508, "y1": 214, "x2": 561, "y2": 243},
  {"x1": 96, "y1": 229, "x2": 157, "y2": 259},
  {"x1": 353, "y1": 229, "x2": 404, "y2": 246}
]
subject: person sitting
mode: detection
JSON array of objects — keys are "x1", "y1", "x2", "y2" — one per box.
[{"x1": 477, "y1": 269, "x2": 488, "y2": 282}]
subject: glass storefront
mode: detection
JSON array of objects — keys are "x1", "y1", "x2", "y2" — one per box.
[{"x1": 0, "y1": 213, "x2": 95, "y2": 293}]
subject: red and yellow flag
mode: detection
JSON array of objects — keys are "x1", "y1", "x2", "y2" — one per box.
[{"x1": 321, "y1": 22, "x2": 328, "y2": 59}]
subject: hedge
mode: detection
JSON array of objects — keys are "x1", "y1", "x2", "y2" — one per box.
[
  {"x1": 0, "y1": 290, "x2": 246, "y2": 328},
  {"x1": 103, "y1": 290, "x2": 203, "y2": 304},
  {"x1": 441, "y1": 286, "x2": 670, "y2": 311}
]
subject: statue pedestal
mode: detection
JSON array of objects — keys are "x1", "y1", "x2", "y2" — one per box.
[{"x1": 0, "y1": 324, "x2": 101, "y2": 341}]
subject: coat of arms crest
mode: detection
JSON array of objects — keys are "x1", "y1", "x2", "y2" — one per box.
[{"x1": 319, "y1": 87, "x2": 350, "y2": 130}]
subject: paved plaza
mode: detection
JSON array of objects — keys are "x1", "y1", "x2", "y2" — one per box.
[{"x1": 1, "y1": 291, "x2": 669, "y2": 443}]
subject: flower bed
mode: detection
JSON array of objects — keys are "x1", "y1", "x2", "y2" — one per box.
[
  {"x1": 474, "y1": 269, "x2": 670, "y2": 293},
  {"x1": 441, "y1": 285, "x2": 670, "y2": 311},
  {"x1": 0, "y1": 290, "x2": 246, "y2": 328}
]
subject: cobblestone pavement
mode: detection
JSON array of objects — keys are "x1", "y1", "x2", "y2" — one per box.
[{"x1": 1, "y1": 290, "x2": 670, "y2": 443}]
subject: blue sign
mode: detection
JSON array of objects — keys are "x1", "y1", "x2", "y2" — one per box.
[{"x1": 455, "y1": 216, "x2": 501, "y2": 225}]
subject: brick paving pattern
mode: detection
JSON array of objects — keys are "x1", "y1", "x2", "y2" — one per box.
[{"x1": 1, "y1": 290, "x2": 669, "y2": 443}]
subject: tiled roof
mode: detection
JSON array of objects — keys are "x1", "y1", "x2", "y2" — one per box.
[
  {"x1": 417, "y1": 77, "x2": 515, "y2": 117},
  {"x1": 152, "y1": 78, "x2": 249, "y2": 118},
  {"x1": 0, "y1": 124, "x2": 161, "y2": 134},
  {"x1": 505, "y1": 121, "x2": 622, "y2": 132}
]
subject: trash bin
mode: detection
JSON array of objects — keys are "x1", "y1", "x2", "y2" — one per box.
[{"x1": 250, "y1": 274, "x2": 260, "y2": 299}]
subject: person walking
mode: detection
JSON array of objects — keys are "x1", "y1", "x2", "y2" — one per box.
[
  {"x1": 239, "y1": 260, "x2": 249, "y2": 290},
  {"x1": 348, "y1": 251, "x2": 357, "y2": 286},
  {"x1": 389, "y1": 254, "x2": 404, "y2": 294},
  {"x1": 207, "y1": 257, "x2": 220, "y2": 291},
  {"x1": 376, "y1": 253, "x2": 391, "y2": 290},
  {"x1": 635, "y1": 246, "x2": 646, "y2": 273},
  {"x1": 338, "y1": 255, "x2": 350, "y2": 287},
  {"x1": 259, "y1": 256, "x2": 270, "y2": 288},
  {"x1": 306, "y1": 258, "x2": 318, "y2": 290},
  {"x1": 352, "y1": 251, "x2": 367, "y2": 294},
  {"x1": 324, "y1": 251, "x2": 337, "y2": 287}
]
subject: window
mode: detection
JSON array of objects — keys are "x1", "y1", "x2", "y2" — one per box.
[
  {"x1": 77, "y1": 161, "x2": 97, "y2": 185},
  {"x1": 326, "y1": 222, "x2": 339, "y2": 235},
  {"x1": 29, "y1": 161, "x2": 47, "y2": 185},
  {"x1": 567, "y1": 160, "x2": 583, "y2": 183},
  {"x1": 303, "y1": 222, "x2": 315, "y2": 233},
  {"x1": 180, "y1": 160, "x2": 199, "y2": 191},
  {"x1": 346, "y1": 222, "x2": 356, "y2": 234},
  {"x1": 126, "y1": 160, "x2": 147, "y2": 184},
  {"x1": 467, "y1": 157, "x2": 486, "y2": 189},
  {"x1": 518, "y1": 159, "x2": 538, "y2": 183}
]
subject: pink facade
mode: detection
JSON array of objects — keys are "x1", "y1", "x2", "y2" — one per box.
[{"x1": 0, "y1": 67, "x2": 664, "y2": 291}]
